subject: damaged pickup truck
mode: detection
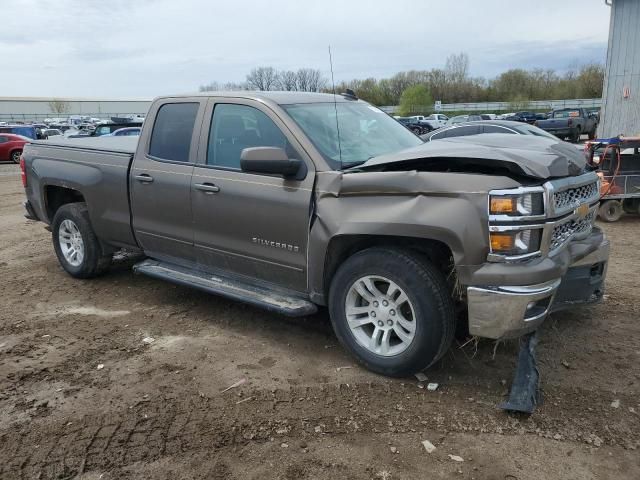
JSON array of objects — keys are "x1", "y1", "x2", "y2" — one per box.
[{"x1": 21, "y1": 92, "x2": 609, "y2": 376}]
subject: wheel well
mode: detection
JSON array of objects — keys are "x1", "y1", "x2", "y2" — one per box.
[
  {"x1": 323, "y1": 235, "x2": 455, "y2": 297},
  {"x1": 45, "y1": 186, "x2": 85, "y2": 221}
]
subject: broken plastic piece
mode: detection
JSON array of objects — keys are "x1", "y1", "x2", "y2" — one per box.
[{"x1": 499, "y1": 332, "x2": 542, "y2": 414}]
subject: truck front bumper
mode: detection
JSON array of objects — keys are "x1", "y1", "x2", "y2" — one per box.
[{"x1": 467, "y1": 234, "x2": 609, "y2": 339}]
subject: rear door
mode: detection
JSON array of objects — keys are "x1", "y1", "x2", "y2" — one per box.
[
  {"x1": 130, "y1": 98, "x2": 206, "y2": 266},
  {"x1": 190, "y1": 98, "x2": 315, "y2": 292},
  {"x1": 0, "y1": 136, "x2": 8, "y2": 161}
]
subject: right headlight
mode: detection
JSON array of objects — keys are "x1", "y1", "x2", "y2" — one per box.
[
  {"x1": 489, "y1": 228, "x2": 543, "y2": 257},
  {"x1": 489, "y1": 191, "x2": 545, "y2": 218}
]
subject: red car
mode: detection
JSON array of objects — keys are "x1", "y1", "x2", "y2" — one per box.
[{"x1": 0, "y1": 133, "x2": 30, "y2": 163}]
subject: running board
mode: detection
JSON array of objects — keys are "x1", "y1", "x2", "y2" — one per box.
[{"x1": 133, "y1": 259, "x2": 317, "y2": 317}]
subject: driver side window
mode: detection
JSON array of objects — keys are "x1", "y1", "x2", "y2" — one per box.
[{"x1": 207, "y1": 104, "x2": 290, "y2": 169}]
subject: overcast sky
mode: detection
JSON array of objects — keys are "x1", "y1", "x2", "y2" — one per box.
[{"x1": 2, "y1": 0, "x2": 610, "y2": 98}]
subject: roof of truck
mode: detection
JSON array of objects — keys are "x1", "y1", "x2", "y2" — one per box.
[{"x1": 157, "y1": 91, "x2": 360, "y2": 105}]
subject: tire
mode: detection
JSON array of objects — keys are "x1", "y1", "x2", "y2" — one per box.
[
  {"x1": 588, "y1": 127, "x2": 597, "y2": 140},
  {"x1": 10, "y1": 149, "x2": 22, "y2": 164},
  {"x1": 51, "y1": 203, "x2": 111, "y2": 278},
  {"x1": 598, "y1": 200, "x2": 623, "y2": 222},
  {"x1": 328, "y1": 248, "x2": 455, "y2": 377},
  {"x1": 571, "y1": 128, "x2": 581, "y2": 143}
]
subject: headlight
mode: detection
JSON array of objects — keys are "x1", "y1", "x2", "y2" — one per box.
[
  {"x1": 489, "y1": 191, "x2": 545, "y2": 218},
  {"x1": 489, "y1": 228, "x2": 542, "y2": 257}
]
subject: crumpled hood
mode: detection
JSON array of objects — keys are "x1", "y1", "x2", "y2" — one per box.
[{"x1": 358, "y1": 133, "x2": 588, "y2": 179}]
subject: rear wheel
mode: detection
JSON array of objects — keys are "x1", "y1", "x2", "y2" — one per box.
[
  {"x1": 588, "y1": 127, "x2": 597, "y2": 140},
  {"x1": 52, "y1": 203, "x2": 111, "y2": 278},
  {"x1": 329, "y1": 248, "x2": 455, "y2": 377},
  {"x1": 598, "y1": 200, "x2": 623, "y2": 222},
  {"x1": 10, "y1": 149, "x2": 22, "y2": 163},
  {"x1": 571, "y1": 128, "x2": 582, "y2": 143}
]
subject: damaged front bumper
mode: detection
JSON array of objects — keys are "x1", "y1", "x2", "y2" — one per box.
[{"x1": 467, "y1": 232, "x2": 610, "y2": 339}]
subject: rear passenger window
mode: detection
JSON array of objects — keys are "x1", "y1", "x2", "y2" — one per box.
[
  {"x1": 149, "y1": 103, "x2": 199, "y2": 162},
  {"x1": 448, "y1": 126, "x2": 481, "y2": 137},
  {"x1": 207, "y1": 104, "x2": 289, "y2": 169},
  {"x1": 483, "y1": 125, "x2": 514, "y2": 134}
]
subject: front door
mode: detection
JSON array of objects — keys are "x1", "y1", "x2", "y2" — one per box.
[
  {"x1": 130, "y1": 99, "x2": 205, "y2": 266},
  {"x1": 191, "y1": 99, "x2": 315, "y2": 292}
]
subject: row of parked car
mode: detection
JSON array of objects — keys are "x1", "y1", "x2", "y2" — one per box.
[
  {"x1": 0, "y1": 122, "x2": 142, "y2": 163},
  {"x1": 395, "y1": 107, "x2": 600, "y2": 143}
]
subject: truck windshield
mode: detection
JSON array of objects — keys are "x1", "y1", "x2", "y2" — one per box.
[{"x1": 283, "y1": 103, "x2": 423, "y2": 169}]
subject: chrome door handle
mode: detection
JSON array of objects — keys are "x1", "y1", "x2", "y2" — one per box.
[
  {"x1": 194, "y1": 183, "x2": 220, "y2": 194},
  {"x1": 134, "y1": 174, "x2": 154, "y2": 183}
]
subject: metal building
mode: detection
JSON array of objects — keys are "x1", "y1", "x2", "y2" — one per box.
[{"x1": 598, "y1": 0, "x2": 640, "y2": 138}]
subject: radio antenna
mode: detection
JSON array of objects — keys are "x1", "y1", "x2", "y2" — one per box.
[{"x1": 328, "y1": 45, "x2": 342, "y2": 163}]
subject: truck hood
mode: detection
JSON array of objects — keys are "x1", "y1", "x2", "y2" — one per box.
[{"x1": 357, "y1": 133, "x2": 589, "y2": 180}]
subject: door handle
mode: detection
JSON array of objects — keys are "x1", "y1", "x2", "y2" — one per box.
[
  {"x1": 194, "y1": 183, "x2": 220, "y2": 194},
  {"x1": 134, "y1": 174, "x2": 154, "y2": 183}
]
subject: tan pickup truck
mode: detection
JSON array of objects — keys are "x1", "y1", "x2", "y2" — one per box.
[{"x1": 21, "y1": 91, "x2": 609, "y2": 376}]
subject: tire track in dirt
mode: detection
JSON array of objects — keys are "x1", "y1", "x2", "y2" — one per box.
[{"x1": 1, "y1": 382, "x2": 638, "y2": 479}]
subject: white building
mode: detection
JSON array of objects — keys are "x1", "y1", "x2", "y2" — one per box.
[{"x1": 598, "y1": 0, "x2": 640, "y2": 138}]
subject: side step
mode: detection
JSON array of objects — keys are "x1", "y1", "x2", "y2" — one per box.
[{"x1": 133, "y1": 259, "x2": 317, "y2": 317}]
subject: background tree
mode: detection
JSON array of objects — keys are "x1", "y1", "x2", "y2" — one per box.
[
  {"x1": 246, "y1": 67, "x2": 279, "y2": 91},
  {"x1": 48, "y1": 99, "x2": 70, "y2": 115},
  {"x1": 397, "y1": 85, "x2": 433, "y2": 116},
  {"x1": 277, "y1": 70, "x2": 298, "y2": 91}
]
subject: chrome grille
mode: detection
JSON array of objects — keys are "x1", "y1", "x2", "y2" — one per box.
[
  {"x1": 553, "y1": 181, "x2": 598, "y2": 211},
  {"x1": 550, "y1": 211, "x2": 596, "y2": 252}
]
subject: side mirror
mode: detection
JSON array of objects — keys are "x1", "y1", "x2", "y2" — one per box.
[{"x1": 240, "y1": 147, "x2": 305, "y2": 179}]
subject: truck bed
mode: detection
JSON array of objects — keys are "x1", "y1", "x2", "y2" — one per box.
[
  {"x1": 23, "y1": 136, "x2": 138, "y2": 250},
  {"x1": 33, "y1": 135, "x2": 138, "y2": 154}
]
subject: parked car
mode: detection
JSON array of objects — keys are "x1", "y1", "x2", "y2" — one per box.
[
  {"x1": 0, "y1": 125, "x2": 37, "y2": 140},
  {"x1": 21, "y1": 91, "x2": 608, "y2": 377},
  {"x1": 535, "y1": 108, "x2": 598, "y2": 143},
  {"x1": 421, "y1": 120, "x2": 560, "y2": 142},
  {"x1": 445, "y1": 115, "x2": 469, "y2": 125},
  {"x1": 42, "y1": 129, "x2": 63, "y2": 139},
  {"x1": 0, "y1": 133, "x2": 30, "y2": 163},
  {"x1": 396, "y1": 117, "x2": 432, "y2": 135},
  {"x1": 106, "y1": 127, "x2": 142, "y2": 137},
  {"x1": 67, "y1": 122, "x2": 143, "y2": 138},
  {"x1": 504, "y1": 111, "x2": 538, "y2": 124},
  {"x1": 420, "y1": 114, "x2": 449, "y2": 129}
]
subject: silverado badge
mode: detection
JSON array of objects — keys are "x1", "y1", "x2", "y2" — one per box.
[{"x1": 575, "y1": 203, "x2": 590, "y2": 219}]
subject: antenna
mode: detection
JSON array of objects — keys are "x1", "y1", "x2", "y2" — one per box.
[{"x1": 328, "y1": 45, "x2": 342, "y2": 163}]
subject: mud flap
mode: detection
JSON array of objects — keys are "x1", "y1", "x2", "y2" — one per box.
[{"x1": 499, "y1": 332, "x2": 542, "y2": 414}]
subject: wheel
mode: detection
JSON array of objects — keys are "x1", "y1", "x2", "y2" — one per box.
[
  {"x1": 571, "y1": 128, "x2": 582, "y2": 143},
  {"x1": 10, "y1": 149, "x2": 22, "y2": 164},
  {"x1": 328, "y1": 248, "x2": 455, "y2": 377},
  {"x1": 52, "y1": 203, "x2": 111, "y2": 278},
  {"x1": 588, "y1": 127, "x2": 597, "y2": 140},
  {"x1": 598, "y1": 200, "x2": 623, "y2": 222}
]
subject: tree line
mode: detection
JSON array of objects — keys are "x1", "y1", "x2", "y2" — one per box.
[{"x1": 199, "y1": 52, "x2": 604, "y2": 110}]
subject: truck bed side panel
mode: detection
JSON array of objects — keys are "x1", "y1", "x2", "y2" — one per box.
[{"x1": 24, "y1": 143, "x2": 137, "y2": 249}]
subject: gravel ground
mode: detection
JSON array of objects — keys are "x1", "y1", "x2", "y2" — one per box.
[{"x1": 0, "y1": 162, "x2": 638, "y2": 479}]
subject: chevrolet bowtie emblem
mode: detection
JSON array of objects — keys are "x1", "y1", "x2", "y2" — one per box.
[{"x1": 575, "y1": 203, "x2": 589, "y2": 219}]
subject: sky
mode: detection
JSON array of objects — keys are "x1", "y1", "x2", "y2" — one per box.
[{"x1": 2, "y1": 0, "x2": 611, "y2": 98}]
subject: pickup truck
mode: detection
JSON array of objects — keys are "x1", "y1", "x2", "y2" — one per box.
[
  {"x1": 21, "y1": 92, "x2": 609, "y2": 377},
  {"x1": 535, "y1": 108, "x2": 598, "y2": 143}
]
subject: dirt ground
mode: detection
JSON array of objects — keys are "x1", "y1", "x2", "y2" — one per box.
[{"x1": 0, "y1": 162, "x2": 638, "y2": 480}]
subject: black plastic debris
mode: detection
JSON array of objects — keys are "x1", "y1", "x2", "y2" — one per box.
[{"x1": 500, "y1": 332, "x2": 542, "y2": 414}]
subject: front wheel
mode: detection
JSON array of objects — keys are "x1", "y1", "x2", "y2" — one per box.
[
  {"x1": 52, "y1": 203, "x2": 111, "y2": 278},
  {"x1": 328, "y1": 248, "x2": 455, "y2": 377},
  {"x1": 11, "y1": 150, "x2": 22, "y2": 163},
  {"x1": 571, "y1": 128, "x2": 582, "y2": 143}
]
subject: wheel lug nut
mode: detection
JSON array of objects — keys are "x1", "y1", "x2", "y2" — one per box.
[
  {"x1": 373, "y1": 301, "x2": 379, "y2": 307},
  {"x1": 371, "y1": 311, "x2": 376, "y2": 318},
  {"x1": 387, "y1": 320, "x2": 393, "y2": 326},
  {"x1": 382, "y1": 300, "x2": 389, "y2": 306},
  {"x1": 378, "y1": 320, "x2": 384, "y2": 327},
  {"x1": 390, "y1": 309, "x2": 396, "y2": 316}
]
